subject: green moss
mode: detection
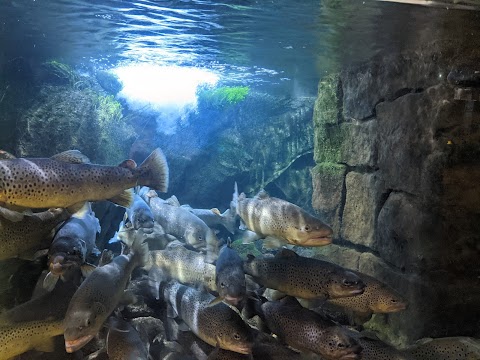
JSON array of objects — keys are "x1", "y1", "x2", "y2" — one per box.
[
  {"x1": 42, "y1": 60, "x2": 79, "y2": 86},
  {"x1": 312, "y1": 162, "x2": 347, "y2": 176},
  {"x1": 198, "y1": 86, "x2": 250, "y2": 108}
]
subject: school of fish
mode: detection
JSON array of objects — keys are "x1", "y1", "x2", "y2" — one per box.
[{"x1": 0, "y1": 151, "x2": 478, "y2": 360}]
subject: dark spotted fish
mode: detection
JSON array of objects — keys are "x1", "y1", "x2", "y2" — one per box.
[
  {"x1": 161, "y1": 280, "x2": 253, "y2": 355},
  {"x1": 0, "y1": 207, "x2": 70, "y2": 260},
  {"x1": 231, "y1": 183, "x2": 332, "y2": 248},
  {"x1": 355, "y1": 337, "x2": 412, "y2": 360},
  {"x1": 183, "y1": 205, "x2": 237, "y2": 234},
  {"x1": 43, "y1": 202, "x2": 101, "y2": 291},
  {"x1": 63, "y1": 235, "x2": 149, "y2": 353},
  {"x1": 0, "y1": 148, "x2": 168, "y2": 212},
  {"x1": 261, "y1": 297, "x2": 362, "y2": 360},
  {"x1": 244, "y1": 248, "x2": 365, "y2": 301},
  {"x1": 106, "y1": 317, "x2": 149, "y2": 360},
  {"x1": 0, "y1": 319, "x2": 64, "y2": 360},
  {"x1": 404, "y1": 337, "x2": 480, "y2": 360}
]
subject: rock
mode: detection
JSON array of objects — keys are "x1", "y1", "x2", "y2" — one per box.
[
  {"x1": 447, "y1": 65, "x2": 480, "y2": 87},
  {"x1": 295, "y1": 244, "x2": 362, "y2": 271},
  {"x1": 340, "y1": 120, "x2": 377, "y2": 167},
  {"x1": 341, "y1": 172, "x2": 385, "y2": 248},
  {"x1": 96, "y1": 70, "x2": 122, "y2": 95}
]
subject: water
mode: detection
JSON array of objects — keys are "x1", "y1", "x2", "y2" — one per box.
[{"x1": 0, "y1": 1, "x2": 480, "y2": 359}]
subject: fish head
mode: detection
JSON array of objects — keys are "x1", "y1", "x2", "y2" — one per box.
[
  {"x1": 184, "y1": 226, "x2": 205, "y2": 247},
  {"x1": 285, "y1": 212, "x2": 333, "y2": 246},
  {"x1": 132, "y1": 208, "x2": 155, "y2": 232},
  {"x1": 329, "y1": 270, "x2": 366, "y2": 298},
  {"x1": 215, "y1": 324, "x2": 253, "y2": 355},
  {"x1": 64, "y1": 301, "x2": 106, "y2": 353},
  {"x1": 371, "y1": 286, "x2": 408, "y2": 313},
  {"x1": 317, "y1": 327, "x2": 362, "y2": 360},
  {"x1": 48, "y1": 237, "x2": 87, "y2": 274},
  {"x1": 217, "y1": 269, "x2": 247, "y2": 307}
]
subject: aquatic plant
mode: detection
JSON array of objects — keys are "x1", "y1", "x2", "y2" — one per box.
[
  {"x1": 197, "y1": 86, "x2": 250, "y2": 108},
  {"x1": 42, "y1": 60, "x2": 79, "y2": 86}
]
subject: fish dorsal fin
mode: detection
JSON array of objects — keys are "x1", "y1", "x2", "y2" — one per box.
[
  {"x1": 255, "y1": 189, "x2": 269, "y2": 200},
  {"x1": 51, "y1": 150, "x2": 91, "y2": 164},
  {"x1": 118, "y1": 159, "x2": 137, "y2": 170},
  {"x1": 275, "y1": 248, "x2": 298, "y2": 259},
  {"x1": 0, "y1": 150, "x2": 16, "y2": 159},
  {"x1": 166, "y1": 195, "x2": 180, "y2": 207},
  {"x1": 211, "y1": 208, "x2": 221, "y2": 215}
]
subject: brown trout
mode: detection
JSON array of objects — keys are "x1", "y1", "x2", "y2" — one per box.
[
  {"x1": 0, "y1": 319, "x2": 64, "y2": 360},
  {"x1": 63, "y1": 236, "x2": 149, "y2": 353},
  {"x1": 161, "y1": 280, "x2": 253, "y2": 355},
  {"x1": 354, "y1": 336, "x2": 412, "y2": 360},
  {"x1": 0, "y1": 207, "x2": 70, "y2": 260},
  {"x1": 0, "y1": 148, "x2": 168, "y2": 212},
  {"x1": 106, "y1": 317, "x2": 149, "y2": 360},
  {"x1": 244, "y1": 249, "x2": 365, "y2": 301},
  {"x1": 145, "y1": 242, "x2": 217, "y2": 291},
  {"x1": 325, "y1": 271, "x2": 407, "y2": 322},
  {"x1": 231, "y1": 183, "x2": 333, "y2": 248},
  {"x1": 261, "y1": 297, "x2": 362, "y2": 360},
  {"x1": 404, "y1": 337, "x2": 480, "y2": 360}
]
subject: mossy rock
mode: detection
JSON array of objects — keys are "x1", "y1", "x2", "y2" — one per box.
[{"x1": 197, "y1": 86, "x2": 250, "y2": 109}]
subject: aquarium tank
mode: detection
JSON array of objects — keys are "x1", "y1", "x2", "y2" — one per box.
[{"x1": 0, "y1": 0, "x2": 479, "y2": 359}]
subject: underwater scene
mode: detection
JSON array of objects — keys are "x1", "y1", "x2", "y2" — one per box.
[{"x1": 0, "y1": 0, "x2": 480, "y2": 359}]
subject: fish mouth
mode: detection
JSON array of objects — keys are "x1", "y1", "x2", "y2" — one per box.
[
  {"x1": 339, "y1": 352, "x2": 361, "y2": 360},
  {"x1": 224, "y1": 295, "x2": 244, "y2": 306},
  {"x1": 141, "y1": 227, "x2": 154, "y2": 234},
  {"x1": 65, "y1": 334, "x2": 94, "y2": 353},
  {"x1": 384, "y1": 302, "x2": 408, "y2": 312},
  {"x1": 230, "y1": 343, "x2": 252, "y2": 355},
  {"x1": 305, "y1": 236, "x2": 333, "y2": 246}
]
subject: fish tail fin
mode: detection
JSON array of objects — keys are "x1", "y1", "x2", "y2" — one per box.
[
  {"x1": 231, "y1": 182, "x2": 239, "y2": 217},
  {"x1": 221, "y1": 208, "x2": 237, "y2": 234},
  {"x1": 136, "y1": 148, "x2": 169, "y2": 193},
  {"x1": 147, "y1": 266, "x2": 166, "y2": 300},
  {"x1": 131, "y1": 233, "x2": 150, "y2": 268}
]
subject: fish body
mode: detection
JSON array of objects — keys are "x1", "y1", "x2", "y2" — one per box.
[
  {"x1": 106, "y1": 317, "x2": 149, "y2": 360},
  {"x1": 326, "y1": 271, "x2": 407, "y2": 322},
  {"x1": 0, "y1": 148, "x2": 168, "y2": 210},
  {"x1": 141, "y1": 190, "x2": 218, "y2": 262},
  {"x1": 184, "y1": 206, "x2": 237, "y2": 234},
  {"x1": 44, "y1": 203, "x2": 101, "y2": 291},
  {"x1": 125, "y1": 194, "x2": 155, "y2": 233},
  {"x1": 146, "y1": 243, "x2": 217, "y2": 291},
  {"x1": 404, "y1": 337, "x2": 480, "y2": 359},
  {"x1": 63, "y1": 236, "x2": 149, "y2": 353},
  {"x1": 163, "y1": 281, "x2": 253, "y2": 355},
  {"x1": 213, "y1": 243, "x2": 246, "y2": 307},
  {"x1": 0, "y1": 319, "x2": 64, "y2": 360},
  {"x1": 261, "y1": 297, "x2": 362, "y2": 360},
  {"x1": 354, "y1": 337, "x2": 411, "y2": 360},
  {"x1": 0, "y1": 207, "x2": 70, "y2": 260},
  {"x1": 244, "y1": 249, "x2": 365, "y2": 301},
  {"x1": 232, "y1": 184, "x2": 333, "y2": 247}
]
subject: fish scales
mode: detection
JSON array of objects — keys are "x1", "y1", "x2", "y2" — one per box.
[
  {"x1": 0, "y1": 319, "x2": 64, "y2": 360},
  {"x1": 0, "y1": 208, "x2": 70, "y2": 260},
  {"x1": 244, "y1": 249, "x2": 365, "y2": 300},
  {"x1": 0, "y1": 159, "x2": 137, "y2": 208},
  {"x1": 164, "y1": 281, "x2": 253, "y2": 355},
  {"x1": 107, "y1": 318, "x2": 149, "y2": 360}
]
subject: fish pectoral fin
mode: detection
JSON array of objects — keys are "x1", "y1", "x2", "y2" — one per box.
[
  {"x1": 51, "y1": 149, "x2": 91, "y2": 164},
  {"x1": 43, "y1": 272, "x2": 60, "y2": 292},
  {"x1": 262, "y1": 236, "x2": 285, "y2": 249},
  {"x1": 85, "y1": 348, "x2": 106, "y2": 360},
  {"x1": 67, "y1": 201, "x2": 87, "y2": 216},
  {"x1": 210, "y1": 208, "x2": 221, "y2": 215},
  {"x1": 206, "y1": 296, "x2": 224, "y2": 307},
  {"x1": 0, "y1": 205, "x2": 27, "y2": 222},
  {"x1": 166, "y1": 303, "x2": 178, "y2": 319},
  {"x1": 81, "y1": 263, "x2": 97, "y2": 278},
  {"x1": 34, "y1": 336, "x2": 56, "y2": 353},
  {"x1": 177, "y1": 321, "x2": 190, "y2": 332},
  {"x1": 108, "y1": 189, "x2": 134, "y2": 208},
  {"x1": 270, "y1": 289, "x2": 288, "y2": 301},
  {"x1": 165, "y1": 195, "x2": 180, "y2": 207},
  {"x1": 72, "y1": 202, "x2": 91, "y2": 219}
]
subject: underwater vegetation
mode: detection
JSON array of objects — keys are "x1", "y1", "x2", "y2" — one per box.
[{"x1": 197, "y1": 86, "x2": 250, "y2": 108}]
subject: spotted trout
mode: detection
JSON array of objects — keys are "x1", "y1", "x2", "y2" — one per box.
[
  {"x1": 261, "y1": 297, "x2": 362, "y2": 360},
  {"x1": 0, "y1": 148, "x2": 168, "y2": 212},
  {"x1": 0, "y1": 319, "x2": 64, "y2": 360},
  {"x1": 43, "y1": 202, "x2": 101, "y2": 291},
  {"x1": 0, "y1": 207, "x2": 70, "y2": 260},
  {"x1": 145, "y1": 241, "x2": 217, "y2": 291},
  {"x1": 231, "y1": 183, "x2": 333, "y2": 248},
  {"x1": 244, "y1": 248, "x2": 365, "y2": 301},
  {"x1": 106, "y1": 317, "x2": 149, "y2": 360},
  {"x1": 404, "y1": 337, "x2": 480, "y2": 360},
  {"x1": 160, "y1": 279, "x2": 253, "y2": 355},
  {"x1": 63, "y1": 235, "x2": 149, "y2": 353}
]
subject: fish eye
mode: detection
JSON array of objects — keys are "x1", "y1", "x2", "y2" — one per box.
[
  {"x1": 233, "y1": 333, "x2": 241, "y2": 340},
  {"x1": 304, "y1": 225, "x2": 310, "y2": 231},
  {"x1": 337, "y1": 342, "x2": 346, "y2": 348},
  {"x1": 343, "y1": 279, "x2": 357, "y2": 286},
  {"x1": 391, "y1": 299, "x2": 397, "y2": 303},
  {"x1": 220, "y1": 282, "x2": 226, "y2": 288}
]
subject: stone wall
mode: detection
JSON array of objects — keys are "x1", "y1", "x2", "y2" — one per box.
[{"x1": 309, "y1": 44, "x2": 480, "y2": 346}]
